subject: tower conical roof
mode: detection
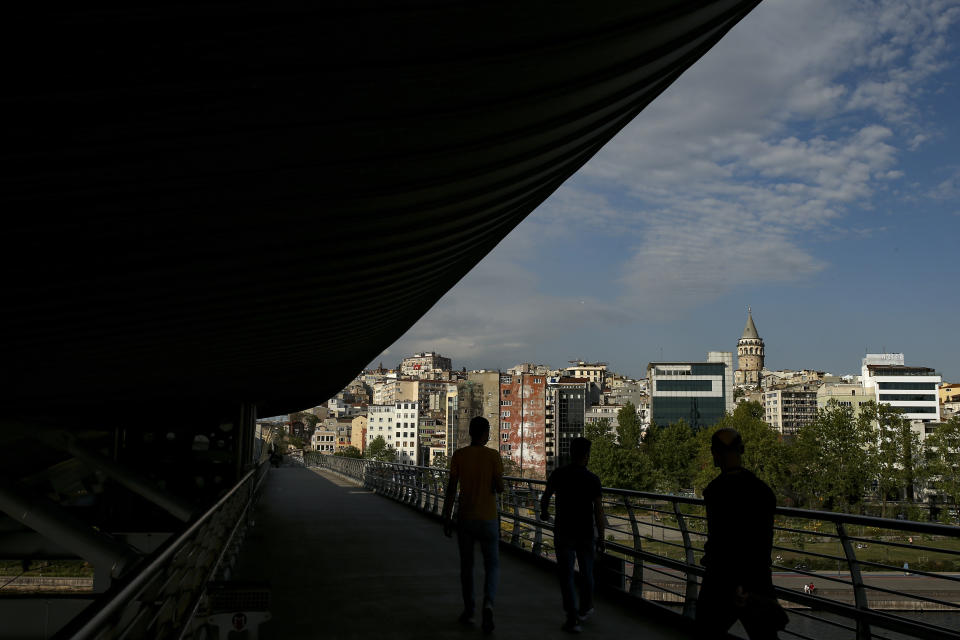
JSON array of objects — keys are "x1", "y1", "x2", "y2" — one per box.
[{"x1": 741, "y1": 308, "x2": 759, "y2": 340}]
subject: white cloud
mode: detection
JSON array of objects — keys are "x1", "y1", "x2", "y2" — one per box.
[
  {"x1": 565, "y1": 0, "x2": 957, "y2": 309},
  {"x1": 931, "y1": 167, "x2": 960, "y2": 199},
  {"x1": 380, "y1": 0, "x2": 959, "y2": 362},
  {"x1": 370, "y1": 240, "x2": 633, "y2": 367}
]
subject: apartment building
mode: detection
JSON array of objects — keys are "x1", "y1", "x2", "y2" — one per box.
[{"x1": 764, "y1": 384, "x2": 818, "y2": 435}]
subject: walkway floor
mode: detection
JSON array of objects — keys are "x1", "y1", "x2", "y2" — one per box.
[{"x1": 233, "y1": 467, "x2": 692, "y2": 639}]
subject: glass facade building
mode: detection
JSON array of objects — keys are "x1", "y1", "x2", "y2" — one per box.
[{"x1": 647, "y1": 362, "x2": 728, "y2": 430}]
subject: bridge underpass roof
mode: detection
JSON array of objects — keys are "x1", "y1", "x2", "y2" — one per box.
[
  {"x1": 3, "y1": 2, "x2": 762, "y2": 430},
  {"x1": 235, "y1": 466, "x2": 691, "y2": 639}
]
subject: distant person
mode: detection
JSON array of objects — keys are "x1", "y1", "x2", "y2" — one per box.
[
  {"x1": 540, "y1": 437, "x2": 605, "y2": 633},
  {"x1": 442, "y1": 417, "x2": 504, "y2": 634},
  {"x1": 697, "y1": 428, "x2": 786, "y2": 640}
]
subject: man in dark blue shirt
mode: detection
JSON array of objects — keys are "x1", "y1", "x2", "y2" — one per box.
[{"x1": 540, "y1": 437, "x2": 605, "y2": 633}]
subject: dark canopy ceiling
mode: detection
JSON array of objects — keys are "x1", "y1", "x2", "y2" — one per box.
[{"x1": 3, "y1": 2, "x2": 761, "y2": 428}]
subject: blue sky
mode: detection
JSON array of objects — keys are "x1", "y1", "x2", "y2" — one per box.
[{"x1": 371, "y1": 0, "x2": 960, "y2": 382}]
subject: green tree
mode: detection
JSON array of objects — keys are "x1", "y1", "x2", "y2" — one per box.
[
  {"x1": 648, "y1": 420, "x2": 697, "y2": 493},
  {"x1": 365, "y1": 435, "x2": 397, "y2": 462},
  {"x1": 617, "y1": 402, "x2": 643, "y2": 450},
  {"x1": 334, "y1": 445, "x2": 363, "y2": 459},
  {"x1": 582, "y1": 416, "x2": 653, "y2": 490},
  {"x1": 692, "y1": 402, "x2": 791, "y2": 501},
  {"x1": 290, "y1": 411, "x2": 319, "y2": 428},
  {"x1": 926, "y1": 416, "x2": 960, "y2": 519},
  {"x1": 866, "y1": 402, "x2": 926, "y2": 517},
  {"x1": 795, "y1": 400, "x2": 875, "y2": 512},
  {"x1": 584, "y1": 417, "x2": 612, "y2": 442}
]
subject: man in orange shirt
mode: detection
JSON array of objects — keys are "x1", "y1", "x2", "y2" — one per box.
[{"x1": 442, "y1": 417, "x2": 504, "y2": 634}]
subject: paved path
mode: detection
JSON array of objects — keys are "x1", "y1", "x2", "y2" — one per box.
[{"x1": 233, "y1": 467, "x2": 691, "y2": 639}]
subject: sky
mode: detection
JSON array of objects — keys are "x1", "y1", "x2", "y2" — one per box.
[{"x1": 369, "y1": 0, "x2": 960, "y2": 382}]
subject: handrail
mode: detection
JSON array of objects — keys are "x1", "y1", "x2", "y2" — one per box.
[
  {"x1": 55, "y1": 462, "x2": 267, "y2": 640},
  {"x1": 308, "y1": 455, "x2": 960, "y2": 640}
]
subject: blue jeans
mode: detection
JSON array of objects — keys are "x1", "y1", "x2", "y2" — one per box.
[
  {"x1": 457, "y1": 519, "x2": 499, "y2": 612},
  {"x1": 556, "y1": 534, "x2": 595, "y2": 616}
]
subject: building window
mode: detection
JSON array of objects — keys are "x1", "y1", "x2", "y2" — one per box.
[
  {"x1": 502, "y1": 411, "x2": 511, "y2": 417},
  {"x1": 502, "y1": 433, "x2": 509, "y2": 441}
]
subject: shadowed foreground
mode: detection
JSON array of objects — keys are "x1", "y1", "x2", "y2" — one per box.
[{"x1": 233, "y1": 467, "x2": 691, "y2": 639}]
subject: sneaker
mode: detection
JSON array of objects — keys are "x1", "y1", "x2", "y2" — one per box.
[
  {"x1": 561, "y1": 618, "x2": 582, "y2": 633},
  {"x1": 458, "y1": 610, "x2": 475, "y2": 626},
  {"x1": 481, "y1": 607, "x2": 495, "y2": 634},
  {"x1": 577, "y1": 607, "x2": 595, "y2": 622}
]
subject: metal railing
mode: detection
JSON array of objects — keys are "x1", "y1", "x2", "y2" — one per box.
[
  {"x1": 307, "y1": 454, "x2": 960, "y2": 640},
  {"x1": 53, "y1": 461, "x2": 270, "y2": 640}
]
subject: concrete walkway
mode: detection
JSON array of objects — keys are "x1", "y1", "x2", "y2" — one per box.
[{"x1": 233, "y1": 467, "x2": 691, "y2": 639}]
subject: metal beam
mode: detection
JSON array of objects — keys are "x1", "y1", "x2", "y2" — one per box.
[
  {"x1": 0, "y1": 477, "x2": 138, "y2": 579},
  {"x1": 12, "y1": 422, "x2": 196, "y2": 522}
]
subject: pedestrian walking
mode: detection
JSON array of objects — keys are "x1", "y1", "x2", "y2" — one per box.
[
  {"x1": 696, "y1": 428, "x2": 787, "y2": 639},
  {"x1": 442, "y1": 417, "x2": 504, "y2": 634},
  {"x1": 539, "y1": 437, "x2": 605, "y2": 633}
]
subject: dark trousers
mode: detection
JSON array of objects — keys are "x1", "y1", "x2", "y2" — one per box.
[
  {"x1": 696, "y1": 575, "x2": 780, "y2": 640},
  {"x1": 555, "y1": 534, "x2": 595, "y2": 616},
  {"x1": 457, "y1": 519, "x2": 499, "y2": 612}
]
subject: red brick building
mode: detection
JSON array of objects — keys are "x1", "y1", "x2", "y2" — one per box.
[{"x1": 499, "y1": 373, "x2": 547, "y2": 480}]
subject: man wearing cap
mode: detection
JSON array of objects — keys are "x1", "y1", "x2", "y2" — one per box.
[{"x1": 696, "y1": 427, "x2": 783, "y2": 639}]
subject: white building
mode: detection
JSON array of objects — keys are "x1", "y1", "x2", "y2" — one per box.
[
  {"x1": 861, "y1": 354, "x2": 941, "y2": 423},
  {"x1": 707, "y1": 351, "x2": 735, "y2": 415},
  {"x1": 366, "y1": 401, "x2": 420, "y2": 464}
]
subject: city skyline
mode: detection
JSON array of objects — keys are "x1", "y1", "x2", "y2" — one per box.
[{"x1": 369, "y1": 0, "x2": 960, "y2": 382}]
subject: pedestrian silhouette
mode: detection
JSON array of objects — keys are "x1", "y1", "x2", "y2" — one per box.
[
  {"x1": 442, "y1": 417, "x2": 504, "y2": 634},
  {"x1": 696, "y1": 428, "x2": 786, "y2": 639},
  {"x1": 540, "y1": 437, "x2": 605, "y2": 633}
]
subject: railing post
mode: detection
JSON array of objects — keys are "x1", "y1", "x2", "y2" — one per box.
[
  {"x1": 673, "y1": 501, "x2": 698, "y2": 619},
  {"x1": 510, "y1": 482, "x2": 522, "y2": 548},
  {"x1": 530, "y1": 482, "x2": 543, "y2": 557},
  {"x1": 624, "y1": 495, "x2": 644, "y2": 597},
  {"x1": 836, "y1": 521, "x2": 871, "y2": 640},
  {"x1": 416, "y1": 468, "x2": 425, "y2": 510}
]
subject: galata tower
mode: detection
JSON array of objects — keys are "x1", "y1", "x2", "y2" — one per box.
[{"x1": 735, "y1": 307, "x2": 764, "y2": 387}]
